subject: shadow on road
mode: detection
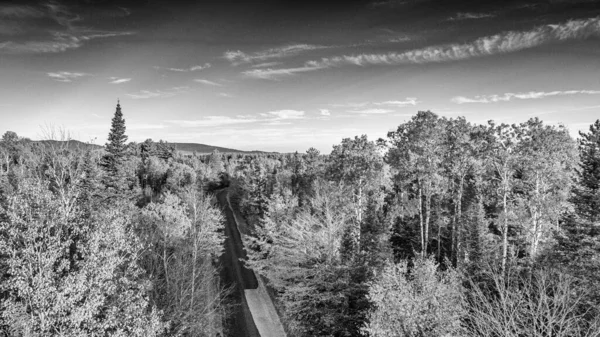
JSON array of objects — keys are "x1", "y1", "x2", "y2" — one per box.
[{"x1": 217, "y1": 190, "x2": 260, "y2": 337}]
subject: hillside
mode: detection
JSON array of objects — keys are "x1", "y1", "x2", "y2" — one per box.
[
  {"x1": 23, "y1": 140, "x2": 268, "y2": 154},
  {"x1": 29, "y1": 140, "x2": 103, "y2": 151},
  {"x1": 170, "y1": 142, "x2": 270, "y2": 154}
]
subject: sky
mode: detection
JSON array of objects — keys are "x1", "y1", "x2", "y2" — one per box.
[{"x1": 1, "y1": 0, "x2": 600, "y2": 153}]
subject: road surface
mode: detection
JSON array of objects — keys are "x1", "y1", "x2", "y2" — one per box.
[
  {"x1": 217, "y1": 189, "x2": 286, "y2": 337},
  {"x1": 217, "y1": 189, "x2": 260, "y2": 337}
]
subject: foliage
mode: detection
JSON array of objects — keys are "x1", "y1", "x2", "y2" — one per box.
[
  {"x1": 363, "y1": 257, "x2": 465, "y2": 337},
  {"x1": 0, "y1": 178, "x2": 165, "y2": 336},
  {"x1": 465, "y1": 264, "x2": 600, "y2": 337}
]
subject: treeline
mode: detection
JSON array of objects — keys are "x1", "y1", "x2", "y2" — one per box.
[
  {"x1": 1, "y1": 107, "x2": 599, "y2": 336},
  {"x1": 231, "y1": 112, "x2": 600, "y2": 336}
]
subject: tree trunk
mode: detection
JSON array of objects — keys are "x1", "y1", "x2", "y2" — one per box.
[
  {"x1": 530, "y1": 173, "x2": 541, "y2": 259},
  {"x1": 455, "y1": 176, "x2": 464, "y2": 268},
  {"x1": 419, "y1": 182, "x2": 425, "y2": 257},
  {"x1": 356, "y1": 183, "x2": 363, "y2": 252},
  {"x1": 501, "y1": 172, "x2": 509, "y2": 274},
  {"x1": 424, "y1": 181, "x2": 431, "y2": 256}
]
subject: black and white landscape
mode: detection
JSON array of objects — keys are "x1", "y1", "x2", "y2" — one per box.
[{"x1": 1, "y1": 0, "x2": 600, "y2": 336}]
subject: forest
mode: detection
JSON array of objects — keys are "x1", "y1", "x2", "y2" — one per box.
[{"x1": 0, "y1": 104, "x2": 599, "y2": 337}]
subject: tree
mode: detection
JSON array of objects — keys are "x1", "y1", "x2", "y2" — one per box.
[
  {"x1": 246, "y1": 180, "x2": 355, "y2": 336},
  {"x1": 0, "y1": 178, "x2": 165, "y2": 336},
  {"x1": 328, "y1": 135, "x2": 385, "y2": 252},
  {"x1": 363, "y1": 257, "x2": 465, "y2": 337},
  {"x1": 573, "y1": 119, "x2": 600, "y2": 223},
  {"x1": 0, "y1": 131, "x2": 21, "y2": 174},
  {"x1": 101, "y1": 101, "x2": 129, "y2": 193},
  {"x1": 513, "y1": 119, "x2": 577, "y2": 259},
  {"x1": 444, "y1": 117, "x2": 478, "y2": 266},
  {"x1": 387, "y1": 111, "x2": 447, "y2": 257},
  {"x1": 465, "y1": 264, "x2": 600, "y2": 337},
  {"x1": 485, "y1": 121, "x2": 519, "y2": 272},
  {"x1": 138, "y1": 190, "x2": 225, "y2": 336}
]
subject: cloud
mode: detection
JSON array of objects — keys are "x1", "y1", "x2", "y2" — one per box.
[
  {"x1": 47, "y1": 71, "x2": 89, "y2": 82},
  {"x1": 109, "y1": 77, "x2": 131, "y2": 84},
  {"x1": 252, "y1": 62, "x2": 283, "y2": 68},
  {"x1": 452, "y1": 90, "x2": 600, "y2": 103},
  {"x1": 166, "y1": 116, "x2": 258, "y2": 127},
  {"x1": 193, "y1": 79, "x2": 222, "y2": 86},
  {"x1": 262, "y1": 120, "x2": 293, "y2": 126},
  {"x1": 0, "y1": 31, "x2": 135, "y2": 54},
  {"x1": 225, "y1": 44, "x2": 327, "y2": 65},
  {"x1": 348, "y1": 108, "x2": 395, "y2": 114},
  {"x1": 159, "y1": 63, "x2": 211, "y2": 72},
  {"x1": 167, "y1": 110, "x2": 306, "y2": 129},
  {"x1": 248, "y1": 17, "x2": 600, "y2": 78},
  {"x1": 126, "y1": 86, "x2": 191, "y2": 99},
  {"x1": 0, "y1": 3, "x2": 135, "y2": 54},
  {"x1": 218, "y1": 92, "x2": 233, "y2": 98},
  {"x1": 261, "y1": 110, "x2": 305, "y2": 120},
  {"x1": 0, "y1": 4, "x2": 45, "y2": 18},
  {"x1": 243, "y1": 64, "x2": 326, "y2": 80},
  {"x1": 448, "y1": 12, "x2": 496, "y2": 21},
  {"x1": 374, "y1": 97, "x2": 418, "y2": 106},
  {"x1": 320, "y1": 109, "x2": 331, "y2": 116}
]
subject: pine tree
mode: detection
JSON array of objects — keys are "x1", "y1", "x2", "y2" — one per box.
[
  {"x1": 102, "y1": 101, "x2": 128, "y2": 175},
  {"x1": 101, "y1": 101, "x2": 129, "y2": 193},
  {"x1": 573, "y1": 119, "x2": 600, "y2": 223}
]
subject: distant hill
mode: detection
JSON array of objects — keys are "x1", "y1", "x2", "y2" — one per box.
[
  {"x1": 24, "y1": 140, "x2": 269, "y2": 155},
  {"x1": 29, "y1": 140, "x2": 103, "y2": 151},
  {"x1": 170, "y1": 143, "x2": 270, "y2": 154}
]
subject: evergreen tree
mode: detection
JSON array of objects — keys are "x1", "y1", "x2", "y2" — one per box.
[
  {"x1": 573, "y1": 119, "x2": 600, "y2": 223},
  {"x1": 102, "y1": 101, "x2": 128, "y2": 174},
  {"x1": 101, "y1": 101, "x2": 129, "y2": 193}
]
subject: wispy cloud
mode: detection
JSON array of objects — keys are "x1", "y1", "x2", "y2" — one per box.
[
  {"x1": 452, "y1": 90, "x2": 600, "y2": 104},
  {"x1": 0, "y1": 3, "x2": 135, "y2": 54},
  {"x1": 243, "y1": 64, "x2": 325, "y2": 80},
  {"x1": 320, "y1": 109, "x2": 331, "y2": 116},
  {"x1": 225, "y1": 44, "x2": 327, "y2": 65},
  {"x1": 448, "y1": 12, "x2": 496, "y2": 21},
  {"x1": 157, "y1": 63, "x2": 211, "y2": 72},
  {"x1": 348, "y1": 108, "x2": 395, "y2": 114},
  {"x1": 329, "y1": 98, "x2": 418, "y2": 111},
  {"x1": 0, "y1": 4, "x2": 45, "y2": 18},
  {"x1": 47, "y1": 71, "x2": 89, "y2": 82},
  {"x1": 252, "y1": 61, "x2": 283, "y2": 68},
  {"x1": 126, "y1": 86, "x2": 191, "y2": 99},
  {"x1": 193, "y1": 79, "x2": 222, "y2": 86},
  {"x1": 0, "y1": 32, "x2": 134, "y2": 55},
  {"x1": 261, "y1": 110, "x2": 305, "y2": 120},
  {"x1": 374, "y1": 98, "x2": 418, "y2": 107},
  {"x1": 109, "y1": 77, "x2": 131, "y2": 84},
  {"x1": 218, "y1": 92, "x2": 233, "y2": 98},
  {"x1": 167, "y1": 116, "x2": 258, "y2": 127},
  {"x1": 244, "y1": 17, "x2": 600, "y2": 79},
  {"x1": 166, "y1": 110, "x2": 305, "y2": 128}
]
